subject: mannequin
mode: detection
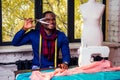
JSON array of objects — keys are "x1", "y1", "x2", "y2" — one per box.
[{"x1": 80, "y1": 0, "x2": 105, "y2": 46}]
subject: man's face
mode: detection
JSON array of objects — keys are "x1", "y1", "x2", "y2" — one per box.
[{"x1": 43, "y1": 13, "x2": 56, "y2": 30}]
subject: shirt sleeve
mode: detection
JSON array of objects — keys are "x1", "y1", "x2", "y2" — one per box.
[
  {"x1": 12, "y1": 29, "x2": 31, "y2": 46},
  {"x1": 60, "y1": 33, "x2": 71, "y2": 65}
]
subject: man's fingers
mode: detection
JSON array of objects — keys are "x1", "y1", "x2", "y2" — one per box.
[{"x1": 58, "y1": 64, "x2": 68, "y2": 69}]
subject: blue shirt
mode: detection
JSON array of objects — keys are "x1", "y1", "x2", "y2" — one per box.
[{"x1": 12, "y1": 29, "x2": 70, "y2": 69}]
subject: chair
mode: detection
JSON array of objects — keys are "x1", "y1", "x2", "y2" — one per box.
[{"x1": 78, "y1": 46, "x2": 110, "y2": 67}]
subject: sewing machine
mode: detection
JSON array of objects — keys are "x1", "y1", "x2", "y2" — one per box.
[{"x1": 78, "y1": 46, "x2": 110, "y2": 67}]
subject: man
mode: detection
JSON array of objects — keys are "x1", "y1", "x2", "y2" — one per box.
[{"x1": 12, "y1": 11, "x2": 70, "y2": 69}]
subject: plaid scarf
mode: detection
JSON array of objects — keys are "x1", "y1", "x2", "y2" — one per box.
[{"x1": 40, "y1": 26, "x2": 57, "y2": 60}]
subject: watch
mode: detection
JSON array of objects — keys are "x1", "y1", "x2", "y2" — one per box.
[{"x1": 63, "y1": 62, "x2": 68, "y2": 65}]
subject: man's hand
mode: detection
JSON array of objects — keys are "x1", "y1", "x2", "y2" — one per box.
[
  {"x1": 22, "y1": 18, "x2": 34, "y2": 31},
  {"x1": 58, "y1": 63, "x2": 68, "y2": 69}
]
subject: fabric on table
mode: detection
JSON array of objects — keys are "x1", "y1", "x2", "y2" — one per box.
[
  {"x1": 16, "y1": 69, "x2": 54, "y2": 80},
  {"x1": 16, "y1": 70, "x2": 120, "y2": 80},
  {"x1": 16, "y1": 60, "x2": 120, "y2": 80}
]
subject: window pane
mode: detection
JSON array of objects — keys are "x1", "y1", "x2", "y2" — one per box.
[
  {"x1": 43, "y1": 0, "x2": 68, "y2": 35},
  {"x1": 74, "y1": 0, "x2": 103, "y2": 39},
  {"x1": 2, "y1": 0, "x2": 34, "y2": 42},
  {"x1": 74, "y1": 0, "x2": 82, "y2": 39}
]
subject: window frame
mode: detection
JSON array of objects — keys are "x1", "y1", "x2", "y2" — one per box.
[
  {"x1": 0, "y1": 0, "x2": 2, "y2": 45},
  {"x1": 0, "y1": 0, "x2": 106, "y2": 45},
  {"x1": 68, "y1": 0, "x2": 106, "y2": 42},
  {"x1": 0, "y1": 0, "x2": 40, "y2": 45}
]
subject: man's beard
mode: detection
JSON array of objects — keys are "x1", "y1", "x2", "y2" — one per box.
[{"x1": 43, "y1": 24, "x2": 56, "y2": 30}]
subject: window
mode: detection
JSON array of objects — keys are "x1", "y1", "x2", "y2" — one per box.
[
  {"x1": 0, "y1": 0, "x2": 35, "y2": 45},
  {"x1": 73, "y1": 0, "x2": 106, "y2": 41},
  {"x1": 42, "y1": 0, "x2": 68, "y2": 35},
  {"x1": 0, "y1": 0, "x2": 106, "y2": 45}
]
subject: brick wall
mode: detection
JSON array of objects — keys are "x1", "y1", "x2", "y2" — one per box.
[
  {"x1": 0, "y1": 51, "x2": 33, "y2": 80},
  {"x1": 107, "y1": 0, "x2": 120, "y2": 66},
  {"x1": 108, "y1": 0, "x2": 120, "y2": 42}
]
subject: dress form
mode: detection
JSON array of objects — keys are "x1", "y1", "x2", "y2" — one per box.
[{"x1": 80, "y1": 0, "x2": 105, "y2": 46}]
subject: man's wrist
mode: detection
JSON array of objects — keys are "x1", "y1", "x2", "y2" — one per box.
[
  {"x1": 22, "y1": 26, "x2": 28, "y2": 31},
  {"x1": 63, "y1": 62, "x2": 68, "y2": 65},
  {"x1": 32, "y1": 65, "x2": 40, "y2": 70}
]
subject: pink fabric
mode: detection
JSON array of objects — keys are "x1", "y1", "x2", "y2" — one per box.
[{"x1": 30, "y1": 60, "x2": 120, "y2": 80}]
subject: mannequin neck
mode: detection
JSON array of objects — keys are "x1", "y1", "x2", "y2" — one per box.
[{"x1": 88, "y1": 0, "x2": 96, "y2": 3}]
